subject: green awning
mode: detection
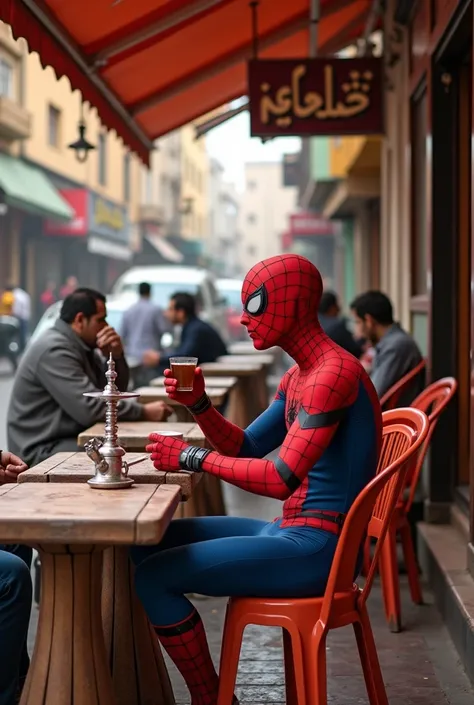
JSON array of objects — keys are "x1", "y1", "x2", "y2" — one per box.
[{"x1": 0, "y1": 153, "x2": 73, "y2": 222}]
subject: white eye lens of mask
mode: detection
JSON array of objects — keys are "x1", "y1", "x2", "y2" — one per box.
[{"x1": 246, "y1": 293, "x2": 262, "y2": 314}]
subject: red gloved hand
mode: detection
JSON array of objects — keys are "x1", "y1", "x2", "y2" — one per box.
[
  {"x1": 163, "y1": 366, "x2": 206, "y2": 406},
  {"x1": 146, "y1": 433, "x2": 188, "y2": 471}
]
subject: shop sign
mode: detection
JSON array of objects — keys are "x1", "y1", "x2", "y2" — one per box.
[
  {"x1": 289, "y1": 212, "x2": 340, "y2": 237},
  {"x1": 89, "y1": 192, "x2": 129, "y2": 245},
  {"x1": 248, "y1": 57, "x2": 384, "y2": 137},
  {"x1": 44, "y1": 189, "x2": 88, "y2": 236}
]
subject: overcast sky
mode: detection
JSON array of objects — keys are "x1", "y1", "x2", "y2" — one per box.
[{"x1": 206, "y1": 110, "x2": 301, "y2": 191}]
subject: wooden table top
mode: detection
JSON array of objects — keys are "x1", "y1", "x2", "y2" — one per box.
[
  {"x1": 200, "y1": 361, "x2": 263, "y2": 376},
  {"x1": 78, "y1": 421, "x2": 208, "y2": 452},
  {"x1": 0, "y1": 482, "x2": 181, "y2": 545},
  {"x1": 135, "y1": 386, "x2": 228, "y2": 406},
  {"x1": 150, "y1": 375, "x2": 238, "y2": 388},
  {"x1": 217, "y1": 354, "x2": 274, "y2": 367},
  {"x1": 19, "y1": 451, "x2": 201, "y2": 499}
]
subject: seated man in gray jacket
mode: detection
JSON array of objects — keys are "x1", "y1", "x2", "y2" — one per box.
[
  {"x1": 7, "y1": 288, "x2": 172, "y2": 467},
  {"x1": 350, "y1": 290, "x2": 424, "y2": 404}
]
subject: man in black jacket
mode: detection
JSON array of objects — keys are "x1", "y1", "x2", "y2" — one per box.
[
  {"x1": 143, "y1": 292, "x2": 228, "y2": 374},
  {"x1": 318, "y1": 291, "x2": 363, "y2": 358}
]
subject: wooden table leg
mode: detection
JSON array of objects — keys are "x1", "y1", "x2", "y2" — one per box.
[
  {"x1": 101, "y1": 547, "x2": 175, "y2": 705},
  {"x1": 21, "y1": 544, "x2": 115, "y2": 705},
  {"x1": 227, "y1": 381, "x2": 253, "y2": 428},
  {"x1": 172, "y1": 406, "x2": 193, "y2": 422}
]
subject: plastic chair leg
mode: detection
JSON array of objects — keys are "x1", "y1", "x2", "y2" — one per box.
[
  {"x1": 379, "y1": 529, "x2": 402, "y2": 632},
  {"x1": 283, "y1": 629, "x2": 299, "y2": 705},
  {"x1": 399, "y1": 521, "x2": 423, "y2": 605},
  {"x1": 362, "y1": 536, "x2": 372, "y2": 577},
  {"x1": 307, "y1": 625, "x2": 328, "y2": 705},
  {"x1": 356, "y1": 605, "x2": 389, "y2": 705},
  {"x1": 217, "y1": 609, "x2": 245, "y2": 705}
]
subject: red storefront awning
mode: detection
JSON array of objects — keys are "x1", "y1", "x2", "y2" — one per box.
[{"x1": 0, "y1": 0, "x2": 373, "y2": 164}]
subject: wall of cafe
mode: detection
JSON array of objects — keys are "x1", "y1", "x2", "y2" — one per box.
[
  {"x1": 380, "y1": 0, "x2": 474, "y2": 684},
  {"x1": 380, "y1": 2, "x2": 412, "y2": 335}
]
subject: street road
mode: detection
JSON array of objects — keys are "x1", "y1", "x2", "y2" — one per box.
[{"x1": 0, "y1": 362, "x2": 14, "y2": 450}]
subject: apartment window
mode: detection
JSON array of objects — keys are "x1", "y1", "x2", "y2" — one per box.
[
  {"x1": 247, "y1": 180, "x2": 257, "y2": 190},
  {"x1": 247, "y1": 213, "x2": 257, "y2": 224},
  {"x1": 48, "y1": 104, "x2": 61, "y2": 148},
  {"x1": 0, "y1": 59, "x2": 12, "y2": 98},
  {"x1": 98, "y1": 133, "x2": 107, "y2": 186},
  {"x1": 123, "y1": 153, "x2": 130, "y2": 202}
]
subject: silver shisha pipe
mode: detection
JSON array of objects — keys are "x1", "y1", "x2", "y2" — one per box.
[{"x1": 83, "y1": 353, "x2": 142, "y2": 489}]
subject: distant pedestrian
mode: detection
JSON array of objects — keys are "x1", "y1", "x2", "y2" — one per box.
[
  {"x1": 40, "y1": 281, "x2": 57, "y2": 312},
  {"x1": 59, "y1": 275, "x2": 78, "y2": 299},
  {"x1": 121, "y1": 282, "x2": 168, "y2": 386},
  {"x1": 12, "y1": 286, "x2": 31, "y2": 352}
]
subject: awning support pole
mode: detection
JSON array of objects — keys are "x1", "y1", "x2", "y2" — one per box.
[{"x1": 309, "y1": 0, "x2": 319, "y2": 58}]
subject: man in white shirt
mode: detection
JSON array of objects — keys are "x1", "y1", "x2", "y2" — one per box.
[{"x1": 12, "y1": 286, "x2": 31, "y2": 352}]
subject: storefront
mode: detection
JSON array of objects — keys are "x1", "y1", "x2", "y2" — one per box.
[
  {"x1": 40, "y1": 188, "x2": 133, "y2": 312},
  {"x1": 383, "y1": 0, "x2": 474, "y2": 683},
  {"x1": 0, "y1": 151, "x2": 73, "y2": 310}
]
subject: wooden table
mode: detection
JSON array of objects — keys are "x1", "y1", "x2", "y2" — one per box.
[
  {"x1": 199, "y1": 361, "x2": 264, "y2": 426},
  {"x1": 0, "y1": 482, "x2": 180, "y2": 705},
  {"x1": 20, "y1": 452, "x2": 223, "y2": 705},
  {"x1": 134, "y1": 387, "x2": 229, "y2": 421},
  {"x1": 228, "y1": 342, "x2": 282, "y2": 368},
  {"x1": 134, "y1": 386, "x2": 230, "y2": 419},
  {"x1": 150, "y1": 375, "x2": 238, "y2": 388},
  {"x1": 77, "y1": 423, "x2": 226, "y2": 519},
  {"x1": 19, "y1": 451, "x2": 201, "y2": 500},
  {"x1": 78, "y1": 422, "x2": 200, "y2": 452},
  {"x1": 218, "y1": 355, "x2": 273, "y2": 412}
]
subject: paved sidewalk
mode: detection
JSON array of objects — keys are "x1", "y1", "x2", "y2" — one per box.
[{"x1": 27, "y1": 484, "x2": 474, "y2": 704}]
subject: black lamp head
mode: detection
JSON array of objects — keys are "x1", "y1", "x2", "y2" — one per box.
[{"x1": 68, "y1": 122, "x2": 96, "y2": 163}]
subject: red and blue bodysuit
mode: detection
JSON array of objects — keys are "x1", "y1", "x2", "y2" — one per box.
[{"x1": 134, "y1": 254, "x2": 382, "y2": 705}]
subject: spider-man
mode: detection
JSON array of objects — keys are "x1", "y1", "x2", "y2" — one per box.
[{"x1": 133, "y1": 254, "x2": 382, "y2": 705}]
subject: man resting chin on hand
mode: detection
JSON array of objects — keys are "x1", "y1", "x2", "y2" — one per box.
[{"x1": 0, "y1": 450, "x2": 33, "y2": 705}]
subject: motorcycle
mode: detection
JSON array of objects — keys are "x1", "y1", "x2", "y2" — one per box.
[{"x1": 0, "y1": 315, "x2": 20, "y2": 371}]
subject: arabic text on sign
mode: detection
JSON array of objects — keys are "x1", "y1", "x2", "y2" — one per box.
[{"x1": 259, "y1": 64, "x2": 373, "y2": 128}]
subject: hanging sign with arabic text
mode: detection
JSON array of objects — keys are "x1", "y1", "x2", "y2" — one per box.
[{"x1": 248, "y1": 57, "x2": 384, "y2": 137}]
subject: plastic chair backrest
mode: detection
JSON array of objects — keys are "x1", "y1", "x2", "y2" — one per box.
[
  {"x1": 380, "y1": 358, "x2": 426, "y2": 410},
  {"x1": 401, "y1": 377, "x2": 458, "y2": 513},
  {"x1": 317, "y1": 408, "x2": 429, "y2": 628}
]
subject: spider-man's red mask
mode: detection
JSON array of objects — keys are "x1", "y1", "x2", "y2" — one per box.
[{"x1": 241, "y1": 254, "x2": 323, "y2": 350}]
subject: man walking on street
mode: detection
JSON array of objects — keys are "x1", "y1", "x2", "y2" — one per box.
[{"x1": 121, "y1": 282, "x2": 167, "y2": 387}]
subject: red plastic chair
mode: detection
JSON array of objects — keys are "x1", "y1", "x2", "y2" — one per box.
[
  {"x1": 374, "y1": 379, "x2": 457, "y2": 632},
  {"x1": 380, "y1": 358, "x2": 426, "y2": 410},
  {"x1": 217, "y1": 408, "x2": 429, "y2": 705}
]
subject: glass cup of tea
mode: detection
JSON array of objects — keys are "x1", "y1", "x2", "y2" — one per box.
[{"x1": 169, "y1": 357, "x2": 198, "y2": 392}]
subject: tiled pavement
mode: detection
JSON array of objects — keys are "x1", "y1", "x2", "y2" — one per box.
[{"x1": 27, "y1": 483, "x2": 474, "y2": 704}]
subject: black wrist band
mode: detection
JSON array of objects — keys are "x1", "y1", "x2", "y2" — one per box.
[
  {"x1": 179, "y1": 446, "x2": 212, "y2": 472},
  {"x1": 186, "y1": 393, "x2": 212, "y2": 416}
]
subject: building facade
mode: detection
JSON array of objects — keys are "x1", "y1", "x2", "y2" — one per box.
[
  {"x1": 380, "y1": 0, "x2": 474, "y2": 683},
  {"x1": 137, "y1": 124, "x2": 211, "y2": 267},
  {"x1": 208, "y1": 158, "x2": 240, "y2": 276},
  {"x1": 238, "y1": 161, "x2": 297, "y2": 275},
  {"x1": 0, "y1": 23, "x2": 143, "y2": 319}
]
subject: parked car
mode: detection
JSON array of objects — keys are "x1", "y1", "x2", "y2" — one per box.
[
  {"x1": 216, "y1": 278, "x2": 246, "y2": 341},
  {"x1": 112, "y1": 265, "x2": 229, "y2": 339}
]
